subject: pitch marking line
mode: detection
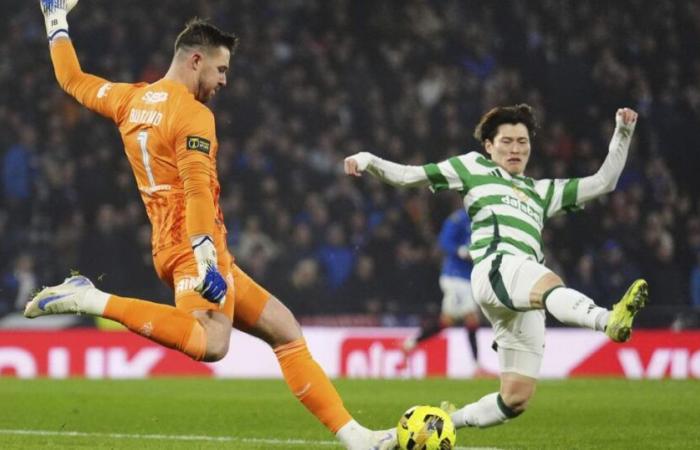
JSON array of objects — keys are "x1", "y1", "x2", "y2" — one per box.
[{"x1": 0, "y1": 429, "x2": 502, "y2": 449}]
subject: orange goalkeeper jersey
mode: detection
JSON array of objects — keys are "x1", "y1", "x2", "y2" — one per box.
[{"x1": 50, "y1": 39, "x2": 226, "y2": 252}]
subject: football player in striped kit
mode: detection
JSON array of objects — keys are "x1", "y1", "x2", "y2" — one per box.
[{"x1": 346, "y1": 104, "x2": 648, "y2": 434}]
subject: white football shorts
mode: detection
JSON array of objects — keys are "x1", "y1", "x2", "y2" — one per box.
[{"x1": 471, "y1": 253, "x2": 554, "y2": 376}]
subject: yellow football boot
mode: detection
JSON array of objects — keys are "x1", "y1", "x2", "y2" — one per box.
[{"x1": 606, "y1": 279, "x2": 648, "y2": 343}]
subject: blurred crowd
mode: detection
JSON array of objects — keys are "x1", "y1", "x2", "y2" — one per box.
[{"x1": 1, "y1": 0, "x2": 699, "y2": 327}]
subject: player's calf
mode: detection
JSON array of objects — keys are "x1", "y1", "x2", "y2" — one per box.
[
  {"x1": 498, "y1": 388, "x2": 532, "y2": 415},
  {"x1": 450, "y1": 392, "x2": 523, "y2": 429},
  {"x1": 449, "y1": 372, "x2": 534, "y2": 429}
]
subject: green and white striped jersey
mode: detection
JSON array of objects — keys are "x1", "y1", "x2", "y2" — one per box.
[{"x1": 423, "y1": 152, "x2": 582, "y2": 265}]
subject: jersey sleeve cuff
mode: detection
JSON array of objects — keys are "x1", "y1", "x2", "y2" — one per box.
[{"x1": 48, "y1": 29, "x2": 70, "y2": 41}]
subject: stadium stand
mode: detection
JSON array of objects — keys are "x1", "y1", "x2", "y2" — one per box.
[{"x1": 1, "y1": 0, "x2": 698, "y2": 328}]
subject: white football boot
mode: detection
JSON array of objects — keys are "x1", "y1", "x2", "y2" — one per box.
[
  {"x1": 369, "y1": 428, "x2": 397, "y2": 450},
  {"x1": 338, "y1": 421, "x2": 397, "y2": 450},
  {"x1": 24, "y1": 275, "x2": 96, "y2": 318}
]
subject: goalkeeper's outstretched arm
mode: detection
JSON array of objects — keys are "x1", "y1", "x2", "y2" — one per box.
[
  {"x1": 39, "y1": 0, "x2": 127, "y2": 121},
  {"x1": 343, "y1": 152, "x2": 430, "y2": 188},
  {"x1": 577, "y1": 108, "x2": 638, "y2": 203}
]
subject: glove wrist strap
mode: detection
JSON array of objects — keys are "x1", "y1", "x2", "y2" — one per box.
[{"x1": 191, "y1": 235, "x2": 214, "y2": 249}]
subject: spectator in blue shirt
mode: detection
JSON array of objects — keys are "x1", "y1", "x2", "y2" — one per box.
[{"x1": 316, "y1": 223, "x2": 355, "y2": 291}]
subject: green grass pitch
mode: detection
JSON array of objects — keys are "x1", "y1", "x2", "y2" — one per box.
[{"x1": 0, "y1": 378, "x2": 698, "y2": 449}]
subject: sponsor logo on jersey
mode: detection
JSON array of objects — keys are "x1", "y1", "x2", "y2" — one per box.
[
  {"x1": 142, "y1": 91, "x2": 169, "y2": 104},
  {"x1": 175, "y1": 276, "x2": 199, "y2": 294},
  {"x1": 128, "y1": 108, "x2": 163, "y2": 126},
  {"x1": 186, "y1": 136, "x2": 211, "y2": 154},
  {"x1": 502, "y1": 195, "x2": 542, "y2": 225},
  {"x1": 97, "y1": 83, "x2": 113, "y2": 98}
]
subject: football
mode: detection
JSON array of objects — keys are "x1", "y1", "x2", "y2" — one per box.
[{"x1": 396, "y1": 405, "x2": 457, "y2": 450}]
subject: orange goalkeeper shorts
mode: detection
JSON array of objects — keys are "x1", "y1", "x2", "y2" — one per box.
[{"x1": 153, "y1": 241, "x2": 270, "y2": 329}]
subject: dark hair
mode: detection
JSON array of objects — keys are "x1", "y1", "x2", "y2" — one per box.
[
  {"x1": 174, "y1": 17, "x2": 239, "y2": 54},
  {"x1": 473, "y1": 104, "x2": 538, "y2": 144}
]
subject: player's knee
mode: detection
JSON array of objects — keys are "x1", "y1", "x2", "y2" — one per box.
[
  {"x1": 541, "y1": 273, "x2": 564, "y2": 293},
  {"x1": 202, "y1": 335, "x2": 230, "y2": 362},
  {"x1": 193, "y1": 311, "x2": 232, "y2": 362},
  {"x1": 203, "y1": 322, "x2": 232, "y2": 361},
  {"x1": 531, "y1": 272, "x2": 565, "y2": 307}
]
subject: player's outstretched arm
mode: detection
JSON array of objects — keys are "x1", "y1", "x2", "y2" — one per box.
[
  {"x1": 577, "y1": 108, "x2": 638, "y2": 203},
  {"x1": 40, "y1": 0, "x2": 127, "y2": 121},
  {"x1": 343, "y1": 152, "x2": 430, "y2": 188}
]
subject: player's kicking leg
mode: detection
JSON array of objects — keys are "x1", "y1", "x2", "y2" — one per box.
[
  {"x1": 536, "y1": 262, "x2": 648, "y2": 341},
  {"x1": 543, "y1": 278, "x2": 649, "y2": 340},
  {"x1": 442, "y1": 281, "x2": 650, "y2": 433},
  {"x1": 233, "y1": 264, "x2": 395, "y2": 450},
  {"x1": 26, "y1": 273, "x2": 232, "y2": 362},
  {"x1": 244, "y1": 294, "x2": 396, "y2": 450}
]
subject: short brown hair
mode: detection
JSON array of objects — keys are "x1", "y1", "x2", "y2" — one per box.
[
  {"x1": 174, "y1": 17, "x2": 239, "y2": 54},
  {"x1": 473, "y1": 104, "x2": 538, "y2": 144}
]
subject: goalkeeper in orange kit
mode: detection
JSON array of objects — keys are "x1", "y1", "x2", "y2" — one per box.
[{"x1": 25, "y1": 2, "x2": 395, "y2": 449}]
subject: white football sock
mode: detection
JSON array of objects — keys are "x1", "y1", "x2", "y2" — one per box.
[
  {"x1": 544, "y1": 287, "x2": 609, "y2": 331},
  {"x1": 83, "y1": 287, "x2": 110, "y2": 316},
  {"x1": 452, "y1": 392, "x2": 518, "y2": 428},
  {"x1": 336, "y1": 419, "x2": 370, "y2": 450}
]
